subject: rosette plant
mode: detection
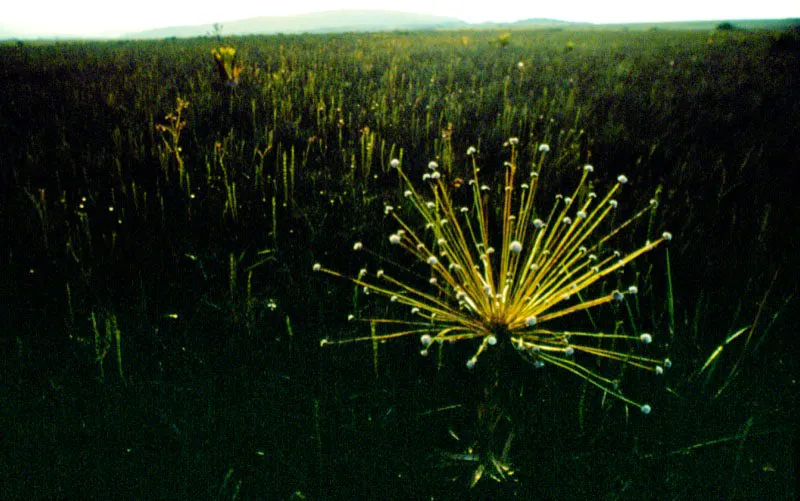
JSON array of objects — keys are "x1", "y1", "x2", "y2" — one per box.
[{"x1": 314, "y1": 138, "x2": 672, "y2": 485}]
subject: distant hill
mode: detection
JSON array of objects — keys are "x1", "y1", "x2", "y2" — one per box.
[
  {"x1": 2, "y1": 12, "x2": 797, "y2": 41},
  {"x1": 125, "y1": 10, "x2": 468, "y2": 39},
  {"x1": 474, "y1": 18, "x2": 593, "y2": 29},
  {"x1": 597, "y1": 18, "x2": 800, "y2": 31}
]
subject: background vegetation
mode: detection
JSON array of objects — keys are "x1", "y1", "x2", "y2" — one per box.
[{"x1": 1, "y1": 27, "x2": 797, "y2": 499}]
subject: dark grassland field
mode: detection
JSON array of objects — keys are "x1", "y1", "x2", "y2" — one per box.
[{"x1": 0, "y1": 28, "x2": 797, "y2": 499}]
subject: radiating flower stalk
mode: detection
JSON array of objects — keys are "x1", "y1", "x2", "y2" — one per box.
[
  {"x1": 211, "y1": 46, "x2": 244, "y2": 87},
  {"x1": 314, "y1": 138, "x2": 673, "y2": 483}
]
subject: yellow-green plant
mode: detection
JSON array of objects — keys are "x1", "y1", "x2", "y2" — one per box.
[
  {"x1": 314, "y1": 138, "x2": 672, "y2": 482},
  {"x1": 155, "y1": 96, "x2": 189, "y2": 189},
  {"x1": 497, "y1": 33, "x2": 511, "y2": 48},
  {"x1": 211, "y1": 46, "x2": 244, "y2": 87}
]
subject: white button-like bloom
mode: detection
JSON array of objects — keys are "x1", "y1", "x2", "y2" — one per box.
[
  {"x1": 617, "y1": 174, "x2": 628, "y2": 184},
  {"x1": 312, "y1": 263, "x2": 321, "y2": 272},
  {"x1": 509, "y1": 240, "x2": 523, "y2": 253},
  {"x1": 466, "y1": 146, "x2": 477, "y2": 155},
  {"x1": 576, "y1": 210, "x2": 587, "y2": 219},
  {"x1": 358, "y1": 268, "x2": 367, "y2": 279},
  {"x1": 525, "y1": 315, "x2": 537, "y2": 326},
  {"x1": 583, "y1": 164, "x2": 594, "y2": 172},
  {"x1": 487, "y1": 335, "x2": 498, "y2": 346},
  {"x1": 427, "y1": 256, "x2": 438, "y2": 266},
  {"x1": 384, "y1": 205, "x2": 393, "y2": 215},
  {"x1": 609, "y1": 199, "x2": 618, "y2": 209},
  {"x1": 628, "y1": 286, "x2": 638, "y2": 295},
  {"x1": 509, "y1": 137, "x2": 519, "y2": 145},
  {"x1": 389, "y1": 233, "x2": 401, "y2": 245},
  {"x1": 640, "y1": 333, "x2": 653, "y2": 344},
  {"x1": 466, "y1": 357, "x2": 477, "y2": 369},
  {"x1": 420, "y1": 334, "x2": 432, "y2": 347},
  {"x1": 662, "y1": 231, "x2": 673, "y2": 241},
  {"x1": 640, "y1": 404, "x2": 652, "y2": 414},
  {"x1": 431, "y1": 171, "x2": 441, "y2": 180},
  {"x1": 428, "y1": 161, "x2": 438, "y2": 170},
  {"x1": 538, "y1": 144, "x2": 550, "y2": 153},
  {"x1": 353, "y1": 242, "x2": 363, "y2": 251},
  {"x1": 533, "y1": 219, "x2": 545, "y2": 228},
  {"x1": 389, "y1": 158, "x2": 400, "y2": 169}
]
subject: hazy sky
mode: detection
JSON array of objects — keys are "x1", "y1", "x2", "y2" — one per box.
[{"x1": 5, "y1": 0, "x2": 798, "y2": 36}]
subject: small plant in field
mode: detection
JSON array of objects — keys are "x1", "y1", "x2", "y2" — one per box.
[
  {"x1": 209, "y1": 22, "x2": 224, "y2": 40},
  {"x1": 314, "y1": 139, "x2": 673, "y2": 484},
  {"x1": 211, "y1": 46, "x2": 244, "y2": 87},
  {"x1": 497, "y1": 33, "x2": 511, "y2": 48},
  {"x1": 155, "y1": 96, "x2": 190, "y2": 188}
]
